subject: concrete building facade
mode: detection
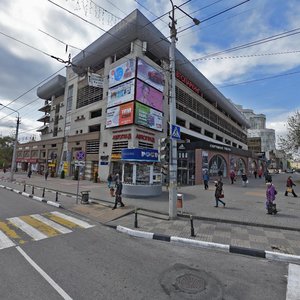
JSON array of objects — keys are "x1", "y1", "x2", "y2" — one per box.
[{"x1": 16, "y1": 10, "x2": 259, "y2": 185}]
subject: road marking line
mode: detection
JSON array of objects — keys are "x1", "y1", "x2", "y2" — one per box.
[
  {"x1": 30, "y1": 214, "x2": 72, "y2": 234},
  {"x1": 286, "y1": 263, "x2": 300, "y2": 300},
  {"x1": 0, "y1": 230, "x2": 15, "y2": 249},
  {"x1": 20, "y1": 216, "x2": 60, "y2": 237},
  {"x1": 16, "y1": 246, "x2": 73, "y2": 300},
  {"x1": 8, "y1": 217, "x2": 47, "y2": 241},
  {"x1": 50, "y1": 211, "x2": 94, "y2": 228}
]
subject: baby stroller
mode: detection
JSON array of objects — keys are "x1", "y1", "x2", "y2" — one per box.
[{"x1": 267, "y1": 202, "x2": 277, "y2": 215}]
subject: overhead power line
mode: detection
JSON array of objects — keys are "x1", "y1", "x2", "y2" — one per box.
[
  {"x1": 196, "y1": 50, "x2": 300, "y2": 61},
  {"x1": 192, "y1": 27, "x2": 300, "y2": 62}
]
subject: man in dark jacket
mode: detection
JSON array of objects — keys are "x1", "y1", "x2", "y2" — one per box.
[{"x1": 112, "y1": 178, "x2": 125, "y2": 209}]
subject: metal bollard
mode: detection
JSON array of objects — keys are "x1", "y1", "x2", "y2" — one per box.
[
  {"x1": 42, "y1": 187, "x2": 45, "y2": 198},
  {"x1": 190, "y1": 215, "x2": 196, "y2": 237},
  {"x1": 32, "y1": 186, "x2": 34, "y2": 195},
  {"x1": 55, "y1": 191, "x2": 58, "y2": 202},
  {"x1": 23, "y1": 184, "x2": 26, "y2": 192},
  {"x1": 134, "y1": 208, "x2": 138, "y2": 228}
]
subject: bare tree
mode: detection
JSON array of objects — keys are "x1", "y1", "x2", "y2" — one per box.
[{"x1": 278, "y1": 110, "x2": 300, "y2": 159}]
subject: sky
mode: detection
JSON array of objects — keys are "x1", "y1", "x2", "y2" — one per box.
[{"x1": 0, "y1": 0, "x2": 299, "y2": 144}]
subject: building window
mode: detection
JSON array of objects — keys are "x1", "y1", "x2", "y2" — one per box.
[
  {"x1": 176, "y1": 117, "x2": 185, "y2": 127},
  {"x1": 88, "y1": 124, "x2": 101, "y2": 132},
  {"x1": 86, "y1": 140, "x2": 100, "y2": 154},
  {"x1": 204, "y1": 130, "x2": 213, "y2": 139},
  {"x1": 67, "y1": 85, "x2": 73, "y2": 112},
  {"x1": 190, "y1": 123, "x2": 201, "y2": 134},
  {"x1": 76, "y1": 86, "x2": 103, "y2": 109},
  {"x1": 90, "y1": 109, "x2": 102, "y2": 119},
  {"x1": 216, "y1": 135, "x2": 223, "y2": 142}
]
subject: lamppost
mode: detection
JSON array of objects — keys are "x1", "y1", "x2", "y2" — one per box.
[
  {"x1": 0, "y1": 104, "x2": 20, "y2": 181},
  {"x1": 168, "y1": 1, "x2": 200, "y2": 219}
]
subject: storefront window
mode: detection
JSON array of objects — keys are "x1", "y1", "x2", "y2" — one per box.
[
  {"x1": 209, "y1": 155, "x2": 227, "y2": 177},
  {"x1": 124, "y1": 163, "x2": 133, "y2": 184},
  {"x1": 136, "y1": 164, "x2": 150, "y2": 184}
]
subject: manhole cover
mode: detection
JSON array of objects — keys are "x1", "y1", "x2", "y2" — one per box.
[
  {"x1": 175, "y1": 273, "x2": 205, "y2": 294},
  {"x1": 160, "y1": 263, "x2": 223, "y2": 299}
]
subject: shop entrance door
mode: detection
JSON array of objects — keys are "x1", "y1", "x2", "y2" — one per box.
[{"x1": 178, "y1": 169, "x2": 188, "y2": 186}]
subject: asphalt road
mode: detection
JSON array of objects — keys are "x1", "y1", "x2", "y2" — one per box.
[{"x1": 0, "y1": 190, "x2": 290, "y2": 299}]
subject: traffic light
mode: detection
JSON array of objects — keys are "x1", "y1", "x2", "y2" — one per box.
[{"x1": 159, "y1": 137, "x2": 170, "y2": 165}]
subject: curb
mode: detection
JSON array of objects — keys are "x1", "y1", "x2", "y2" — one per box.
[
  {"x1": 1, "y1": 185, "x2": 63, "y2": 208},
  {"x1": 116, "y1": 226, "x2": 300, "y2": 264}
]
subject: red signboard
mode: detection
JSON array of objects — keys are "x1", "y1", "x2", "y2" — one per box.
[{"x1": 176, "y1": 70, "x2": 203, "y2": 96}]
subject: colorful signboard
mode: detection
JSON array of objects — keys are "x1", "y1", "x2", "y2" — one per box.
[
  {"x1": 137, "y1": 58, "x2": 164, "y2": 92},
  {"x1": 106, "y1": 102, "x2": 134, "y2": 128},
  {"x1": 135, "y1": 79, "x2": 163, "y2": 112},
  {"x1": 135, "y1": 102, "x2": 163, "y2": 132},
  {"x1": 121, "y1": 148, "x2": 159, "y2": 162},
  {"x1": 107, "y1": 79, "x2": 135, "y2": 108},
  {"x1": 109, "y1": 59, "x2": 135, "y2": 87}
]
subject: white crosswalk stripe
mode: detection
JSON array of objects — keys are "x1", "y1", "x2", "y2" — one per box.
[
  {"x1": 0, "y1": 231, "x2": 15, "y2": 249},
  {"x1": 8, "y1": 217, "x2": 48, "y2": 241},
  {"x1": 30, "y1": 214, "x2": 72, "y2": 234},
  {"x1": 50, "y1": 211, "x2": 94, "y2": 228}
]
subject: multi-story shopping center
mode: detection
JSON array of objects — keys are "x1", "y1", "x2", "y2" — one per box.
[{"x1": 16, "y1": 9, "x2": 263, "y2": 191}]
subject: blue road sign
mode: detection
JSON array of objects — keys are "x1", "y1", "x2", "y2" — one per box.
[
  {"x1": 171, "y1": 124, "x2": 181, "y2": 139},
  {"x1": 76, "y1": 151, "x2": 85, "y2": 161}
]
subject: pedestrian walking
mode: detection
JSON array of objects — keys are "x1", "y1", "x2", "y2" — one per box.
[
  {"x1": 285, "y1": 176, "x2": 298, "y2": 197},
  {"x1": 264, "y1": 170, "x2": 272, "y2": 183},
  {"x1": 107, "y1": 174, "x2": 113, "y2": 188},
  {"x1": 258, "y1": 169, "x2": 263, "y2": 179},
  {"x1": 203, "y1": 171, "x2": 209, "y2": 190},
  {"x1": 214, "y1": 180, "x2": 225, "y2": 207},
  {"x1": 241, "y1": 173, "x2": 248, "y2": 187},
  {"x1": 112, "y1": 178, "x2": 125, "y2": 210},
  {"x1": 217, "y1": 170, "x2": 223, "y2": 181},
  {"x1": 230, "y1": 170, "x2": 236, "y2": 184},
  {"x1": 27, "y1": 169, "x2": 32, "y2": 178},
  {"x1": 253, "y1": 169, "x2": 257, "y2": 179},
  {"x1": 44, "y1": 169, "x2": 49, "y2": 180},
  {"x1": 266, "y1": 182, "x2": 277, "y2": 215}
]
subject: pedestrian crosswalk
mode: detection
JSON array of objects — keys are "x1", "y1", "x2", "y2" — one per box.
[{"x1": 0, "y1": 211, "x2": 94, "y2": 250}]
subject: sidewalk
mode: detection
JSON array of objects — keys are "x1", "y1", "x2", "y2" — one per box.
[{"x1": 1, "y1": 172, "x2": 300, "y2": 257}]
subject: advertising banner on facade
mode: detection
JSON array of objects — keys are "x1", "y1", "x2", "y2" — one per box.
[
  {"x1": 88, "y1": 72, "x2": 103, "y2": 88},
  {"x1": 135, "y1": 79, "x2": 163, "y2": 112},
  {"x1": 121, "y1": 148, "x2": 159, "y2": 162},
  {"x1": 137, "y1": 58, "x2": 164, "y2": 92},
  {"x1": 135, "y1": 102, "x2": 163, "y2": 132},
  {"x1": 109, "y1": 59, "x2": 135, "y2": 87},
  {"x1": 106, "y1": 102, "x2": 134, "y2": 128},
  {"x1": 107, "y1": 79, "x2": 135, "y2": 108}
]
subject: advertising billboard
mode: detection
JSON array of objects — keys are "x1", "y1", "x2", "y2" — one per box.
[
  {"x1": 122, "y1": 148, "x2": 159, "y2": 162},
  {"x1": 107, "y1": 79, "x2": 135, "y2": 108},
  {"x1": 137, "y1": 58, "x2": 164, "y2": 92},
  {"x1": 106, "y1": 102, "x2": 134, "y2": 128},
  {"x1": 135, "y1": 102, "x2": 163, "y2": 132},
  {"x1": 135, "y1": 79, "x2": 163, "y2": 112},
  {"x1": 109, "y1": 59, "x2": 136, "y2": 87}
]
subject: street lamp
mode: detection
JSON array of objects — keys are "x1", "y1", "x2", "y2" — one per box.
[
  {"x1": 168, "y1": 1, "x2": 200, "y2": 219},
  {"x1": 0, "y1": 104, "x2": 20, "y2": 181}
]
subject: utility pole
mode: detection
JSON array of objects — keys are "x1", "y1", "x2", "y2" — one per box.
[
  {"x1": 168, "y1": 1, "x2": 200, "y2": 219},
  {"x1": 168, "y1": 0, "x2": 177, "y2": 219},
  {"x1": 0, "y1": 104, "x2": 20, "y2": 182}
]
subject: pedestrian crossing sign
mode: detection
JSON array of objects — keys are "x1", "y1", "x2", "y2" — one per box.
[{"x1": 171, "y1": 124, "x2": 181, "y2": 139}]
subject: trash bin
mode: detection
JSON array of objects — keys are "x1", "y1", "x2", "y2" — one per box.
[
  {"x1": 81, "y1": 191, "x2": 90, "y2": 204},
  {"x1": 177, "y1": 193, "x2": 183, "y2": 212}
]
